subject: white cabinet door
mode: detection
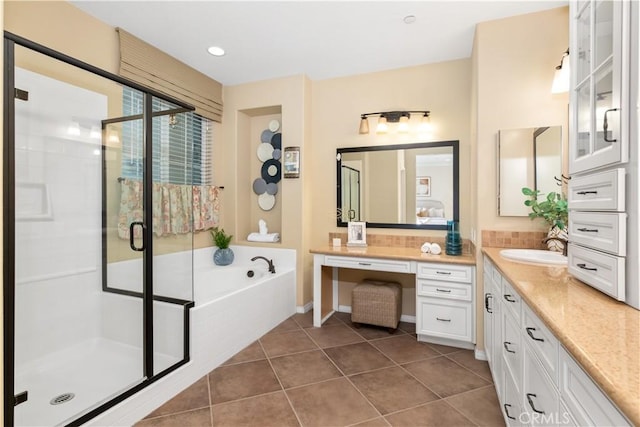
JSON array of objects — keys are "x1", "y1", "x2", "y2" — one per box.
[
  {"x1": 522, "y1": 345, "x2": 559, "y2": 426},
  {"x1": 569, "y1": 0, "x2": 629, "y2": 174}
]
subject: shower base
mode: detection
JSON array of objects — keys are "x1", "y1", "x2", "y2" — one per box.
[{"x1": 14, "y1": 337, "x2": 178, "y2": 427}]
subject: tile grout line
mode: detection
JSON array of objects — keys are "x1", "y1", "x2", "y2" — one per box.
[
  {"x1": 443, "y1": 352, "x2": 494, "y2": 384},
  {"x1": 258, "y1": 336, "x2": 305, "y2": 427}
]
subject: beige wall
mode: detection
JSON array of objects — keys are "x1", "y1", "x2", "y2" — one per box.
[{"x1": 472, "y1": 6, "x2": 570, "y2": 350}]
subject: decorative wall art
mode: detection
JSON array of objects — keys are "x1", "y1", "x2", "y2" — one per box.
[
  {"x1": 253, "y1": 120, "x2": 282, "y2": 211},
  {"x1": 416, "y1": 176, "x2": 431, "y2": 197},
  {"x1": 283, "y1": 146, "x2": 300, "y2": 178}
]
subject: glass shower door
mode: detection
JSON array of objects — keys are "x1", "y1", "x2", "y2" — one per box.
[{"x1": 12, "y1": 46, "x2": 146, "y2": 426}]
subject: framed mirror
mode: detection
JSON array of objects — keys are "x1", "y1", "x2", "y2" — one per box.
[
  {"x1": 336, "y1": 140, "x2": 459, "y2": 230},
  {"x1": 498, "y1": 126, "x2": 563, "y2": 216}
]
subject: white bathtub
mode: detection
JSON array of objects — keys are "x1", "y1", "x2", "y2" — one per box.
[{"x1": 90, "y1": 245, "x2": 296, "y2": 426}]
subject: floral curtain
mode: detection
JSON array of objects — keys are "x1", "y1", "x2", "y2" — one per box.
[{"x1": 118, "y1": 179, "x2": 220, "y2": 239}]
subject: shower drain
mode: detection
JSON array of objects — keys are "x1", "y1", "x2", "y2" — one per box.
[{"x1": 50, "y1": 393, "x2": 75, "y2": 405}]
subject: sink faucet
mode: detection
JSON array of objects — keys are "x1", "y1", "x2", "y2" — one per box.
[
  {"x1": 251, "y1": 256, "x2": 276, "y2": 274},
  {"x1": 541, "y1": 237, "x2": 569, "y2": 256}
]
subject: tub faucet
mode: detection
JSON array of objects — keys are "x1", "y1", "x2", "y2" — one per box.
[
  {"x1": 542, "y1": 237, "x2": 569, "y2": 256},
  {"x1": 251, "y1": 256, "x2": 276, "y2": 274}
]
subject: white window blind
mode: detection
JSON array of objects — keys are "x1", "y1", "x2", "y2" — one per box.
[{"x1": 121, "y1": 88, "x2": 213, "y2": 185}]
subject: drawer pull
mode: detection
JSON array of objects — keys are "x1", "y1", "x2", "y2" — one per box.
[
  {"x1": 436, "y1": 317, "x2": 451, "y2": 322},
  {"x1": 526, "y1": 393, "x2": 545, "y2": 414},
  {"x1": 577, "y1": 263, "x2": 598, "y2": 272},
  {"x1": 436, "y1": 288, "x2": 452, "y2": 293},
  {"x1": 503, "y1": 404, "x2": 516, "y2": 420},
  {"x1": 576, "y1": 190, "x2": 598, "y2": 195},
  {"x1": 485, "y1": 293, "x2": 493, "y2": 313},
  {"x1": 577, "y1": 227, "x2": 599, "y2": 233},
  {"x1": 504, "y1": 294, "x2": 517, "y2": 303},
  {"x1": 503, "y1": 341, "x2": 516, "y2": 353},
  {"x1": 358, "y1": 262, "x2": 372, "y2": 266},
  {"x1": 436, "y1": 271, "x2": 452, "y2": 275},
  {"x1": 526, "y1": 327, "x2": 545, "y2": 342}
]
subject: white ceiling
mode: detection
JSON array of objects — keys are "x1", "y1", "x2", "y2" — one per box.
[{"x1": 72, "y1": 0, "x2": 568, "y2": 86}]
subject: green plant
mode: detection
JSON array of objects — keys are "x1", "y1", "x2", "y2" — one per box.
[
  {"x1": 522, "y1": 187, "x2": 568, "y2": 229},
  {"x1": 210, "y1": 227, "x2": 233, "y2": 249}
]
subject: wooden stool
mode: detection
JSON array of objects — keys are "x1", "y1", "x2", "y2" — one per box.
[{"x1": 351, "y1": 279, "x2": 402, "y2": 333}]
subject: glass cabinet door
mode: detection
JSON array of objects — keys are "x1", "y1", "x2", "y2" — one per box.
[{"x1": 569, "y1": 0, "x2": 628, "y2": 174}]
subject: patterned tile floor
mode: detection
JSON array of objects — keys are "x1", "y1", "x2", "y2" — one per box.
[{"x1": 136, "y1": 311, "x2": 505, "y2": 427}]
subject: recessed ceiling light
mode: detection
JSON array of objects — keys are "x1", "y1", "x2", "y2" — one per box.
[
  {"x1": 403, "y1": 15, "x2": 416, "y2": 24},
  {"x1": 207, "y1": 46, "x2": 225, "y2": 57}
]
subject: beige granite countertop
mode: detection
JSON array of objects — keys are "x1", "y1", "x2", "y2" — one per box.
[
  {"x1": 310, "y1": 245, "x2": 476, "y2": 266},
  {"x1": 483, "y1": 247, "x2": 640, "y2": 426}
]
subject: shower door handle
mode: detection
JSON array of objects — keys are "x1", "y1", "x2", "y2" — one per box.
[
  {"x1": 14, "y1": 391, "x2": 28, "y2": 406},
  {"x1": 129, "y1": 221, "x2": 146, "y2": 252}
]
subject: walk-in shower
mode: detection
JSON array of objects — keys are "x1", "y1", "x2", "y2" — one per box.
[{"x1": 3, "y1": 33, "x2": 198, "y2": 426}]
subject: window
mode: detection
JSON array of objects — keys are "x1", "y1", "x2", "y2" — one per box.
[{"x1": 121, "y1": 88, "x2": 213, "y2": 185}]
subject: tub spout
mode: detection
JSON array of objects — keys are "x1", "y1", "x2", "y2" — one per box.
[{"x1": 251, "y1": 256, "x2": 276, "y2": 274}]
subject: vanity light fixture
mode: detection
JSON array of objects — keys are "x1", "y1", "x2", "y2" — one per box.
[
  {"x1": 358, "y1": 110, "x2": 430, "y2": 134},
  {"x1": 551, "y1": 48, "x2": 570, "y2": 94}
]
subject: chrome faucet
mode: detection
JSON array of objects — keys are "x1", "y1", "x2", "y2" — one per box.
[
  {"x1": 542, "y1": 237, "x2": 569, "y2": 256},
  {"x1": 251, "y1": 256, "x2": 276, "y2": 274}
]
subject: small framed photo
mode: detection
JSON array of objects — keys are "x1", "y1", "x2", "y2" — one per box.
[
  {"x1": 347, "y1": 221, "x2": 367, "y2": 247},
  {"x1": 416, "y1": 176, "x2": 431, "y2": 197},
  {"x1": 283, "y1": 146, "x2": 300, "y2": 178}
]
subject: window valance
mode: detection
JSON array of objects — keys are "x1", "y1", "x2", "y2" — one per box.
[{"x1": 117, "y1": 28, "x2": 223, "y2": 122}]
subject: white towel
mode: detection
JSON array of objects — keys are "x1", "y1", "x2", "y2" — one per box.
[{"x1": 248, "y1": 232, "x2": 280, "y2": 242}]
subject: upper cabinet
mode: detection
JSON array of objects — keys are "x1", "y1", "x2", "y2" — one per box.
[{"x1": 569, "y1": 1, "x2": 630, "y2": 174}]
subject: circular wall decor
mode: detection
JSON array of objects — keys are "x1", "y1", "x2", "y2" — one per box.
[
  {"x1": 272, "y1": 148, "x2": 282, "y2": 160},
  {"x1": 252, "y1": 178, "x2": 267, "y2": 195},
  {"x1": 261, "y1": 159, "x2": 281, "y2": 184},
  {"x1": 261, "y1": 129, "x2": 275, "y2": 143},
  {"x1": 269, "y1": 119, "x2": 280, "y2": 132},
  {"x1": 258, "y1": 193, "x2": 276, "y2": 211},
  {"x1": 257, "y1": 143, "x2": 274, "y2": 162},
  {"x1": 270, "y1": 133, "x2": 282, "y2": 150},
  {"x1": 266, "y1": 182, "x2": 278, "y2": 195}
]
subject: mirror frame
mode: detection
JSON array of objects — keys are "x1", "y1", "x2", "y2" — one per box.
[{"x1": 336, "y1": 140, "x2": 459, "y2": 230}]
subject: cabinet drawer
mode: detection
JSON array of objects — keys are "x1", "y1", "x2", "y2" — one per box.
[
  {"x1": 417, "y1": 279, "x2": 472, "y2": 301},
  {"x1": 417, "y1": 297, "x2": 473, "y2": 342},
  {"x1": 522, "y1": 305, "x2": 559, "y2": 387},
  {"x1": 501, "y1": 278, "x2": 522, "y2": 323},
  {"x1": 324, "y1": 255, "x2": 413, "y2": 273},
  {"x1": 559, "y1": 347, "x2": 630, "y2": 426},
  {"x1": 569, "y1": 212, "x2": 627, "y2": 256},
  {"x1": 502, "y1": 309, "x2": 522, "y2": 393},
  {"x1": 568, "y1": 168, "x2": 625, "y2": 211},
  {"x1": 416, "y1": 263, "x2": 473, "y2": 283},
  {"x1": 568, "y1": 244, "x2": 625, "y2": 301},
  {"x1": 502, "y1": 367, "x2": 524, "y2": 427},
  {"x1": 523, "y1": 347, "x2": 559, "y2": 426}
]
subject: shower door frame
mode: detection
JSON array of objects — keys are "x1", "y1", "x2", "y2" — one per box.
[{"x1": 2, "y1": 32, "x2": 195, "y2": 427}]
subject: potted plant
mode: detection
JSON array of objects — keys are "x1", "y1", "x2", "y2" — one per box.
[
  {"x1": 210, "y1": 227, "x2": 234, "y2": 266},
  {"x1": 522, "y1": 187, "x2": 569, "y2": 252}
]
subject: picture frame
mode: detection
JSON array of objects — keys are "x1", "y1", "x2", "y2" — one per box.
[
  {"x1": 347, "y1": 221, "x2": 367, "y2": 247},
  {"x1": 283, "y1": 146, "x2": 300, "y2": 178},
  {"x1": 416, "y1": 176, "x2": 431, "y2": 197}
]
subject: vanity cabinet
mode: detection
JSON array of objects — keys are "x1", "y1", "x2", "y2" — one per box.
[
  {"x1": 416, "y1": 262, "x2": 475, "y2": 348},
  {"x1": 483, "y1": 258, "x2": 630, "y2": 426}
]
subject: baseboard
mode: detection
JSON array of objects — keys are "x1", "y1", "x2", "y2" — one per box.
[
  {"x1": 338, "y1": 305, "x2": 416, "y2": 324},
  {"x1": 296, "y1": 301, "x2": 313, "y2": 313},
  {"x1": 474, "y1": 349, "x2": 487, "y2": 361}
]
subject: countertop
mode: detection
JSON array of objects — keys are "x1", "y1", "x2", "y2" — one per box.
[
  {"x1": 483, "y1": 247, "x2": 640, "y2": 426},
  {"x1": 310, "y1": 245, "x2": 476, "y2": 266}
]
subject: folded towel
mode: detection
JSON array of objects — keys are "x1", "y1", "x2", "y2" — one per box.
[
  {"x1": 421, "y1": 242, "x2": 432, "y2": 253},
  {"x1": 248, "y1": 232, "x2": 280, "y2": 242}
]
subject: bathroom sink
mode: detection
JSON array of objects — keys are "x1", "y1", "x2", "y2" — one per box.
[{"x1": 500, "y1": 249, "x2": 567, "y2": 266}]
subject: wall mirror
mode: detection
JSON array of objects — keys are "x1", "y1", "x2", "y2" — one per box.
[
  {"x1": 498, "y1": 126, "x2": 563, "y2": 216},
  {"x1": 336, "y1": 140, "x2": 459, "y2": 230}
]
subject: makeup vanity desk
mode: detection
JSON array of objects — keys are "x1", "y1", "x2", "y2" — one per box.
[{"x1": 310, "y1": 245, "x2": 476, "y2": 346}]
